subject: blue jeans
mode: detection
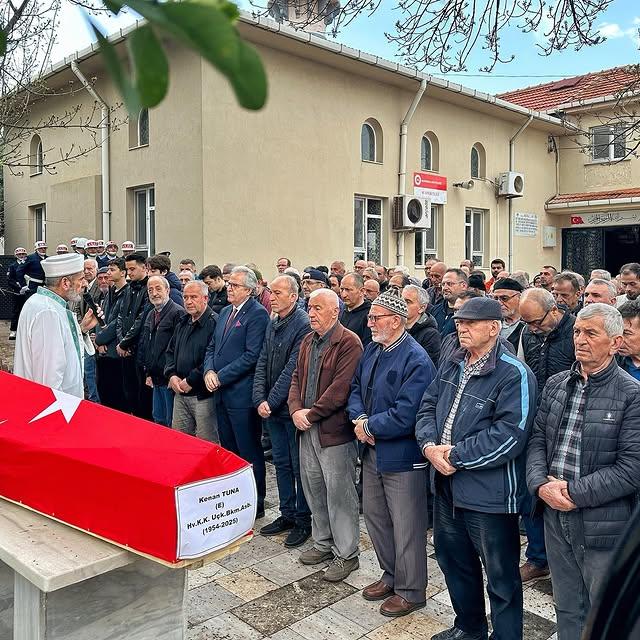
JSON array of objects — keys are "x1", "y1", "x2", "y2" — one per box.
[
  {"x1": 521, "y1": 492, "x2": 548, "y2": 567},
  {"x1": 152, "y1": 385, "x2": 174, "y2": 426},
  {"x1": 84, "y1": 353, "x2": 100, "y2": 403},
  {"x1": 268, "y1": 417, "x2": 311, "y2": 528},
  {"x1": 434, "y1": 474, "x2": 523, "y2": 640}
]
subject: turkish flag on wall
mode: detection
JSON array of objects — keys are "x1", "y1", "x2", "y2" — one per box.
[{"x1": 0, "y1": 372, "x2": 257, "y2": 564}]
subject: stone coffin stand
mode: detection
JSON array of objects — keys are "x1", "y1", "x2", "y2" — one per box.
[{"x1": 0, "y1": 498, "x2": 250, "y2": 639}]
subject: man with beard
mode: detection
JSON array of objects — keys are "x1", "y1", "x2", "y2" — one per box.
[
  {"x1": 617, "y1": 263, "x2": 640, "y2": 308},
  {"x1": 14, "y1": 253, "x2": 100, "y2": 398}
]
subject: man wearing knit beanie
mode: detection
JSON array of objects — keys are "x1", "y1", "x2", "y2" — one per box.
[{"x1": 347, "y1": 289, "x2": 437, "y2": 617}]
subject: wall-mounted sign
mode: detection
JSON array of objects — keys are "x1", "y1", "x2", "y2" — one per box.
[
  {"x1": 514, "y1": 212, "x2": 538, "y2": 237},
  {"x1": 413, "y1": 172, "x2": 447, "y2": 204},
  {"x1": 543, "y1": 226, "x2": 557, "y2": 248},
  {"x1": 570, "y1": 211, "x2": 640, "y2": 227}
]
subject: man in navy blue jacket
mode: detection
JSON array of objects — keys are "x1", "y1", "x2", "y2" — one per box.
[
  {"x1": 204, "y1": 266, "x2": 270, "y2": 516},
  {"x1": 415, "y1": 297, "x2": 537, "y2": 640},
  {"x1": 348, "y1": 290, "x2": 436, "y2": 618}
]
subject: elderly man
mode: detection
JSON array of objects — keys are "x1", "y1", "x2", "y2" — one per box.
[
  {"x1": 204, "y1": 266, "x2": 270, "y2": 516},
  {"x1": 140, "y1": 276, "x2": 186, "y2": 426},
  {"x1": 348, "y1": 290, "x2": 436, "y2": 616},
  {"x1": 492, "y1": 278, "x2": 525, "y2": 352},
  {"x1": 519, "y1": 287, "x2": 576, "y2": 582},
  {"x1": 527, "y1": 304, "x2": 640, "y2": 640},
  {"x1": 616, "y1": 262, "x2": 640, "y2": 307},
  {"x1": 432, "y1": 268, "x2": 468, "y2": 337},
  {"x1": 253, "y1": 275, "x2": 312, "y2": 546},
  {"x1": 165, "y1": 280, "x2": 218, "y2": 440},
  {"x1": 619, "y1": 300, "x2": 640, "y2": 381},
  {"x1": 289, "y1": 289, "x2": 363, "y2": 582},
  {"x1": 425, "y1": 261, "x2": 447, "y2": 307},
  {"x1": 590, "y1": 268, "x2": 611, "y2": 281},
  {"x1": 416, "y1": 297, "x2": 537, "y2": 640},
  {"x1": 95, "y1": 257, "x2": 128, "y2": 411},
  {"x1": 421, "y1": 258, "x2": 438, "y2": 289},
  {"x1": 96, "y1": 267, "x2": 110, "y2": 303},
  {"x1": 330, "y1": 260, "x2": 346, "y2": 277},
  {"x1": 354, "y1": 259, "x2": 368, "y2": 275},
  {"x1": 116, "y1": 253, "x2": 152, "y2": 419},
  {"x1": 276, "y1": 257, "x2": 292, "y2": 274},
  {"x1": 301, "y1": 269, "x2": 329, "y2": 310},
  {"x1": 553, "y1": 273, "x2": 582, "y2": 315},
  {"x1": 539, "y1": 265, "x2": 557, "y2": 292},
  {"x1": 402, "y1": 284, "x2": 440, "y2": 366},
  {"x1": 339, "y1": 273, "x2": 372, "y2": 346},
  {"x1": 7, "y1": 246, "x2": 28, "y2": 340},
  {"x1": 146, "y1": 254, "x2": 183, "y2": 306},
  {"x1": 584, "y1": 278, "x2": 617, "y2": 306},
  {"x1": 364, "y1": 278, "x2": 380, "y2": 302},
  {"x1": 14, "y1": 253, "x2": 100, "y2": 398}
]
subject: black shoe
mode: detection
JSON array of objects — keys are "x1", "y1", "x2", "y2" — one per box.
[
  {"x1": 255, "y1": 509, "x2": 266, "y2": 520},
  {"x1": 431, "y1": 627, "x2": 488, "y2": 640},
  {"x1": 263, "y1": 448, "x2": 273, "y2": 462},
  {"x1": 260, "y1": 516, "x2": 295, "y2": 536},
  {"x1": 284, "y1": 526, "x2": 311, "y2": 548}
]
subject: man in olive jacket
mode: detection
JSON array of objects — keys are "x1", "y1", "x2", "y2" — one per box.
[{"x1": 527, "y1": 303, "x2": 640, "y2": 640}]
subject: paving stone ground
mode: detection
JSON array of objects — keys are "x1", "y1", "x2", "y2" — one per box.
[{"x1": 0, "y1": 321, "x2": 557, "y2": 639}]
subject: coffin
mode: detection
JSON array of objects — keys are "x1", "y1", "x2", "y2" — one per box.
[{"x1": 0, "y1": 371, "x2": 257, "y2": 564}]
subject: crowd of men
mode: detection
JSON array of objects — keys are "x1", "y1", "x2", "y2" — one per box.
[{"x1": 7, "y1": 239, "x2": 640, "y2": 640}]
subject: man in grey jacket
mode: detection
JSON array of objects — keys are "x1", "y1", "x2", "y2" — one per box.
[{"x1": 527, "y1": 303, "x2": 640, "y2": 640}]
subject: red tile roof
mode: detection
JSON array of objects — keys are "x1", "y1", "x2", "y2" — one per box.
[
  {"x1": 498, "y1": 66, "x2": 640, "y2": 112},
  {"x1": 547, "y1": 187, "x2": 640, "y2": 205}
]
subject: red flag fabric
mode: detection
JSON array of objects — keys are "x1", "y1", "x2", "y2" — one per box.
[{"x1": 0, "y1": 371, "x2": 257, "y2": 563}]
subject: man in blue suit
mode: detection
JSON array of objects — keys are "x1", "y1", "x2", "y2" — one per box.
[{"x1": 204, "y1": 266, "x2": 270, "y2": 516}]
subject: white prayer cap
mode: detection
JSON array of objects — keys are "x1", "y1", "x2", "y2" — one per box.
[
  {"x1": 42, "y1": 253, "x2": 84, "y2": 278},
  {"x1": 75, "y1": 237, "x2": 88, "y2": 249}
]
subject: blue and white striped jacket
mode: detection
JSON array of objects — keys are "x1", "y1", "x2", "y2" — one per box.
[{"x1": 415, "y1": 340, "x2": 537, "y2": 514}]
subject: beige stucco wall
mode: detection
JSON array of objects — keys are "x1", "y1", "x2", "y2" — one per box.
[{"x1": 4, "y1": 26, "x2": 564, "y2": 278}]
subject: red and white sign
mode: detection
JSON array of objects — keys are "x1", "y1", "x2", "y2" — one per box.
[
  {"x1": 413, "y1": 172, "x2": 447, "y2": 204},
  {"x1": 0, "y1": 372, "x2": 257, "y2": 564}
]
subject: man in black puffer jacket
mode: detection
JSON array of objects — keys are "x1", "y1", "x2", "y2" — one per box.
[
  {"x1": 403, "y1": 284, "x2": 440, "y2": 366},
  {"x1": 253, "y1": 275, "x2": 312, "y2": 547},
  {"x1": 527, "y1": 303, "x2": 640, "y2": 640}
]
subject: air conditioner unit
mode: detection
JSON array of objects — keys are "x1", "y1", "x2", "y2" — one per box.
[
  {"x1": 498, "y1": 171, "x2": 525, "y2": 198},
  {"x1": 392, "y1": 196, "x2": 431, "y2": 231}
]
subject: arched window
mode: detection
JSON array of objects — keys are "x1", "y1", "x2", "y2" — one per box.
[
  {"x1": 138, "y1": 108, "x2": 149, "y2": 146},
  {"x1": 471, "y1": 143, "x2": 486, "y2": 179},
  {"x1": 361, "y1": 123, "x2": 376, "y2": 162},
  {"x1": 30, "y1": 135, "x2": 43, "y2": 175},
  {"x1": 421, "y1": 132, "x2": 439, "y2": 171},
  {"x1": 361, "y1": 118, "x2": 383, "y2": 163}
]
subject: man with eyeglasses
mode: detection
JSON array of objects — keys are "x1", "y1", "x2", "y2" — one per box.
[
  {"x1": 492, "y1": 278, "x2": 525, "y2": 352},
  {"x1": 204, "y1": 266, "x2": 270, "y2": 517},
  {"x1": 432, "y1": 268, "x2": 468, "y2": 337},
  {"x1": 348, "y1": 290, "x2": 436, "y2": 617},
  {"x1": 517, "y1": 287, "x2": 576, "y2": 584},
  {"x1": 301, "y1": 269, "x2": 329, "y2": 311}
]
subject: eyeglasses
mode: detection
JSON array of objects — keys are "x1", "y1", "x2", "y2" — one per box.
[
  {"x1": 491, "y1": 293, "x2": 520, "y2": 303},
  {"x1": 367, "y1": 314, "x2": 395, "y2": 323},
  {"x1": 227, "y1": 282, "x2": 248, "y2": 290},
  {"x1": 523, "y1": 308, "x2": 551, "y2": 327}
]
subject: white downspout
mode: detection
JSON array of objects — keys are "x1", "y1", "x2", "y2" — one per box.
[
  {"x1": 71, "y1": 61, "x2": 111, "y2": 241},
  {"x1": 397, "y1": 79, "x2": 427, "y2": 265},
  {"x1": 508, "y1": 115, "x2": 533, "y2": 271}
]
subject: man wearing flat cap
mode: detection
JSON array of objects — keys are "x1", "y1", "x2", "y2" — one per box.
[
  {"x1": 348, "y1": 290, "x2": 436, "y2": 617},
  {"x1": 14, "y1": 253, "x2": 101, "y2": 398},
  {"x1": 415, "y1": 297, "x2": 537, "y2": 640}
]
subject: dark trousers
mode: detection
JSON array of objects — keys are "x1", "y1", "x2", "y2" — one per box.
[
  {"x1": 217, "y1": 400, "x2": 266, "y2": 511},
  {"x1": 267, "y1": 416, "x2": 310, "y2": 527},
  {"x1": 521, "y1": 492, "x2": 547, "y2": 567},
  {"x1": 544, "y1": 508, "x2": 613, "y2": 640},
  {"x1": 122, "y1": 357, "x2": 153, "y2": 420},
  {"x1": 96, "y1": 357, "x2": 126, "y2": 412},
  {"x1": 362, "y1": 448, "x2": 428, "y2": 602},
  {"x1": 434, "y1": 474, "x2": 523, "y2": 640},
  {"x1": 10, "y1": 294, "x2": 25, "y2": 332}
]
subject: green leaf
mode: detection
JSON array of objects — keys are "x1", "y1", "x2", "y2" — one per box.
[
  {"x1": 103, "y1": 0, "x2": 124, "y2": 16},
  {"x1": 0, "y1": 28, "x2": 6, "y2": 57},
  {"x1": 122, "y1": 0, "x2": 267, "y2": 110},
  {"x1": 88, "y1": 18, "x2": 141, "y2": 114},
  {"x1": 128, "y1": 25, "x2": 169, "y2": 107}
]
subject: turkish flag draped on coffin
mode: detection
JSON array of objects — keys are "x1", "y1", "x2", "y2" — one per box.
[{"x1": 0, "y1": 371, "x2": 257, "y2": 564}]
